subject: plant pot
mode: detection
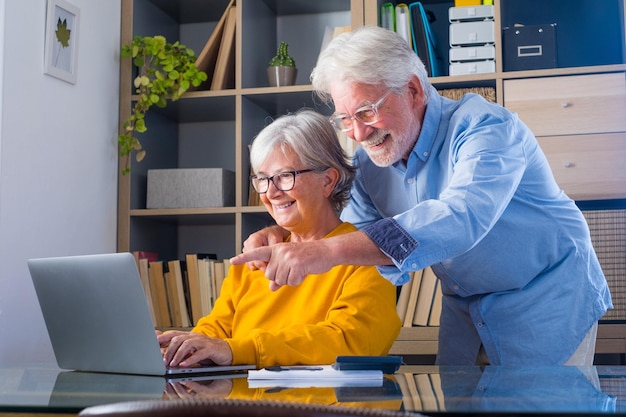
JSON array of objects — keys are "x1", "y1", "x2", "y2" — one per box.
[{"x1": 267, "y1": 66, "x2": 297, "y2": 87}]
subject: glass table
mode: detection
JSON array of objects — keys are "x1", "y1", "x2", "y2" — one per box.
[{"x1": 1, "y1": 364, "x2": 625, "y2": 415}]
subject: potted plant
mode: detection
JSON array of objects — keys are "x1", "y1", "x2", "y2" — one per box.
[
  {"x1": 267, "y1": 41, "x2": 297, "y2": 87},
  {"x1": 118, "y1": 35, "x2": 207, "y2": 174}
]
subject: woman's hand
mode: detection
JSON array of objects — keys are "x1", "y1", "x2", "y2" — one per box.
[{"x1": 158, "y1": 330, "x2": 233, "y2": 368}]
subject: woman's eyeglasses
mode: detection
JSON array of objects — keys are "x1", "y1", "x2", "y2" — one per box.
[
  {"x1": 329, "y1": 89, "x2": 394, "y2": 132},
  {"x1": 250, "y1": 169, "x2": 315, "y2": 194}
]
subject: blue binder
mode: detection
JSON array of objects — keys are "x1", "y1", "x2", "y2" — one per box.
[{"x1": 408, "y1": 2, "x2": 444, "y2": 77}]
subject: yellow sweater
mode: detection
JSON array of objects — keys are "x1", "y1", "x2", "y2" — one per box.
[{"x1": 192, "y1": 222, "x2": 401, "y2": 368}]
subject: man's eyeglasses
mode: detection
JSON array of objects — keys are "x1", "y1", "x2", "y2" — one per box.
[
  {"x1": 330, "y1": 89, "x2": 394, "y2": 132},
  {"x1": 250, "y1": 169, "x2": 315, "y2": 194}
]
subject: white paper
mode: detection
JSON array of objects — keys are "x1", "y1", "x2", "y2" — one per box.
[
  {"x1": 247, "y1": 365, "x2": 383, "y2": 381},
  {"x1": 247, "y1": 378, "x2": 383, "y2": 389}
]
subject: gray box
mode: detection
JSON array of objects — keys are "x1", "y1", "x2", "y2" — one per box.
[
  {"x1": 147, "y1": 168, "x2": 235, "y2": 209},
  {"x1": 449, "y1": 45, "x2": 496, "y2": 62},
  {"x1": 449, "y1": 21, "x2": 495, "y2": 46},
  {"x1": 449, "y1": 60, "x2": 495, "y2": 76},
  {"x1": 448, "y1": 5, "x2": 494, "y2": 22}
]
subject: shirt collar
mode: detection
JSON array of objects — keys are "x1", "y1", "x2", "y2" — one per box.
[{"x1": 409, "y1": 85, "x2": 442, "y2": 163}]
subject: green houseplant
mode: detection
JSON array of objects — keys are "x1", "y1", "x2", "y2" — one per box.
[
  {"x1": 119, "y1": 35, "x2": 207, "y2": 174},
  {"x1": 267, "y1": 41, "x2": 297, "y2": 87}
]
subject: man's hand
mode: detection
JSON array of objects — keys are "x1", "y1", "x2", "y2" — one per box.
[
  {"x1": 241, "y1": 226, "x2": 289, "y2": 271},
  {"x1": 158, "y1": 330, "x2": 233, "y2": 368},
  {"x1": 231, "y1": 240, "x2": 335, "y2": 291}
]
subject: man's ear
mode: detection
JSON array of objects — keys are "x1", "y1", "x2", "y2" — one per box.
[{"x1": 407, "y1": 74, "x2": 425, "y2": 107}]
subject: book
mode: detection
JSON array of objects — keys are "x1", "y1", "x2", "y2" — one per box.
[
  {"x1": 148, "y1": 261, "x2": 171, "y2": 328},
  {"x1": 197, "y1": 258, "x2": 216, "y2": 317},
  {"x1": 137, "y1": 258, "x2": 156, "y2": 325},
  {"x1": 167, "y1": 260, "x2": 191, "y2": 328},
  {"x1": 380, "y1": 2, "x2": 395, "y2": 31},
  {"x1": 428, "y1": 278, "x2": 443, "y2": 326},
  {"x1": 413, "y1": 267, "x2": 438, "y2": 326},
  {"x1": 403, "y1": 269, "x2": 423, "y2": 327},
  {"x1": 396, "y1": 372, "x2": 422, "y2": 411},
  {"x1": 429, "y1": 373, "x2": 446, "y2": 411},
  {"x1": 414, "y1": 373, "x2": 438, "y2": 411},
  {"x1": 193, "y1": 0, "x2": 235, "y2": 89},
  {"x1": 185, "y1": 253, "x2": 217, "y2": 325},
  {"x1": 132, "y1": 251, "x2": 159, "y2": 263},
  {"x1": 396, "y1": 280, "x2": 413, "y2": 321},
  {"x1": 163, "y1": 263, "x2": 181, "y2": 327},
  {"x1": 409, "y1": 2, "x2": 444, "y2": 77},
  {"x1": 395, "y1": 4, "x2": 412, "y2": 48},
  {"x1": 210, "y1": 4, "x2": 237, "y2": 90}
]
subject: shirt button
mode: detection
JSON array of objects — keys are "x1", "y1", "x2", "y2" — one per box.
[
  {"x1": 407, "y1": 178, "x2": 414, "y2": 184},
  {"x1": 423, "y1": 151, "x2": 429, "y2": 157},
  {"x1": 476, "y1": 322, "x2": 484, "y2": 328},
  {"x1": 411, "y1": 263, "x2": 417, "y2": 269}
]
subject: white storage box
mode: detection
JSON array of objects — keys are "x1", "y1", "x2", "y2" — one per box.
[
  {"x1": 449, "y1": 45, "x2": 496, "y2": 62},
  {"x1": 147, "y1": 168, "x2": 235, "y2": 209},
  {"x1": 449, "y1": 60, "x2": 496, "y2": 76},
  {"x1": 449, "y1": 21, "x2": 495, "y2": 46},
  {"x1": 448, "y1": 5, "x2": 494, "y2": 22}
]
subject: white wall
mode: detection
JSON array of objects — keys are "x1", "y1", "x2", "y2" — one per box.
[{"x1": 0, "y1": 0, "x2": 120, "y2": 364}]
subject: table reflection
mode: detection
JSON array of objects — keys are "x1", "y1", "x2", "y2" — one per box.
[
  {"x1": 399, "y1": 366, "x2": 618, "y2": 413},
  {"x1": 1, "y1": 365, "x2": 625, "y2": 414},
  {"x1": 165, "y1": 375, "x2": 404, "y2": 411}
]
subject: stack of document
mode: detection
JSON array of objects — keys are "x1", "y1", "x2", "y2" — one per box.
[{"x1": 247, "y1": 365, "x2": 383, "y2": 388}]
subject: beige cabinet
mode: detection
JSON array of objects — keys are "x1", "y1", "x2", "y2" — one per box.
[
  {"x1": 504, "y1": 73, "x2": 626, "y2": 137},
  {"x1": 504, "y1": 73, "x2": 626, "y2": 200},
  {"x1": 536, "y1": 133, "x2": 626, "y2": 201}
]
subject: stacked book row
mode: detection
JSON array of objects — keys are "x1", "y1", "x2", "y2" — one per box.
[
  {"x1": 396, "y1": 267, "x2": 442, "y2": 328},
  {"x1": 133, "y1": 252, "x2": 229, "y2": 329},
  {"x1": 380, "y1": 2, "x2": 444, "y2": 77}
]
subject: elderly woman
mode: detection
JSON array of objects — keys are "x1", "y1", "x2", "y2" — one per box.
[{"x1": 158, "y1": 109, "x2": 400, "y2": 369}]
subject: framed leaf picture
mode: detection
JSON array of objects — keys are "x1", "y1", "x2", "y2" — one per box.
[{"x1": 44, "y1": 0, "x2": 80, "y2": 84}]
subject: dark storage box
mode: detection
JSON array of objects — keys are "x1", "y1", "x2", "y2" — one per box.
[{"x1": 503, "y1": 24, "x2": 557, "y2": 71}]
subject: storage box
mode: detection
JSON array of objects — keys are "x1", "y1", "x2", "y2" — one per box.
[
  {"x1": 449, "y1": 45, "x2": 496, "y2": 62},
  {"x1": 449, "y1": 21, "x2": 495, "y2": 46},
  {"x1": 503, "y1": 24, "x2": 557, "y2": 71},
  {"x1": 454, "y1": 0, "x2": 481, "y2": 6},
  {"x1": 146, "y1": 168, "x2": 235, "y2": 209},
  {"x1": 449, "y1": 60, "x2": 495, "y2": 76},
  {"x1": 449, "y1": 5, "x2": 494, "y2": 22}
]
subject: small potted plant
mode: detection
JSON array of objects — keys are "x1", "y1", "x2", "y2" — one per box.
[
  {"x1": 267, "y1": 41, "x2": 297, "y2": 87},
  {"x1": 118, "y1": 35, "x2": 207, "y2": 174}
]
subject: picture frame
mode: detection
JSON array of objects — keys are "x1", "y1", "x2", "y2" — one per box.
[{"x1": 44, "y1": 0, "x2": 80, "y2": 84}]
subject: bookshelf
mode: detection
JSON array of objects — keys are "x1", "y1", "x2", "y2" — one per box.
[
  {"x1": 118, "y1": 0, "x2": 364, "y2": 262},
  {"x1": 119, "y1": 0, "x2": 626, "y2": 359}
]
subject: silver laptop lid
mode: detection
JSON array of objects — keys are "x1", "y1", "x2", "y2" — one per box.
[{"x1": 28, "y1": 252, "x2": 167, "y2": 376}]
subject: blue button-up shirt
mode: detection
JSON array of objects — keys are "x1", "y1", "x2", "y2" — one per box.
[{"x1": 341, "y1": 86, "x2": 613, "y2": 365}]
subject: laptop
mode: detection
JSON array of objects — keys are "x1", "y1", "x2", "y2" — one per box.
[{"x1": 28, "y1": 252, "x2": 256, "y2": 377}]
